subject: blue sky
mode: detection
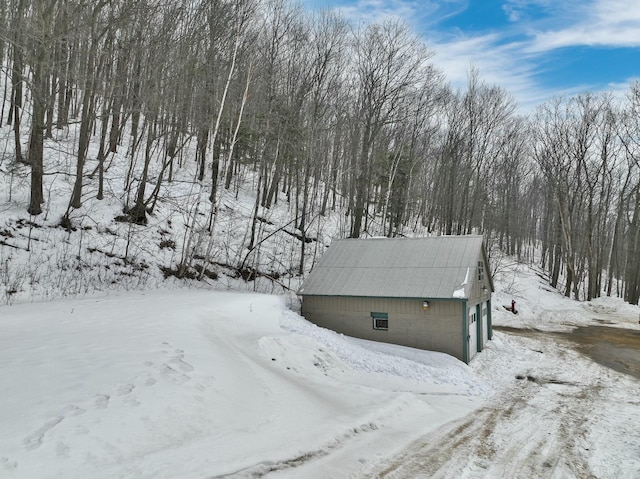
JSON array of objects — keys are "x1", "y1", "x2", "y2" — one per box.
[{"x1": 301, "y1": 0, "x2": 640, "y2": 111}]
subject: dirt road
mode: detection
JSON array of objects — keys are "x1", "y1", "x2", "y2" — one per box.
[
  {"x1": 552, "y1": 326, "x2": 640, "y2": 380},
  {"x1": 367, "y1": 323, "x2": 640, "y2": 479}
]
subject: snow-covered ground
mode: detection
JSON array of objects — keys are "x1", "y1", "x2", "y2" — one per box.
[
  {"x1": 0, "y1": 288, "x2": 482, "y2": 478},
  {"x1": 367, "y1": 262, "x2": 640, "y2": 479},
  {"x1": 1, "y1": 260, "x2": 639, "y2": 478}
]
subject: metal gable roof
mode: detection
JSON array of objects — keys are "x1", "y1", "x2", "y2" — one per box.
[{"x1": 298, "y1": 235, "x2": 487, "y2": 299}]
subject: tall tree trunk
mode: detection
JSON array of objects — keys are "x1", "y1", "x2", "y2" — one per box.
[
  {"x1": 11, "y1": 44, "x2": 24, "y2": 163},
  {"x1": 129, "y1": 117, "x2": 156, "y2": 224},
  {"x1": 624, "y1": 189, "x2": 640, "y2": 304},
  {"x1": 69, "y1": 44, "x2": 98, "y2": 210},
  {"x1": 95, "y1": 101, "x2": 111, "y2": 200},
  {"x1": 27, "y1": 56, "x2": 46, "y2": 216},
  {"x1": 26, "y1": 0, "x2": 54, "y2": 215},
  {"x1": 109, "y1": 46, "x2": 127, "y2": 152}
]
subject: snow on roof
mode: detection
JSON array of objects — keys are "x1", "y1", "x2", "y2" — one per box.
[{"x1": 299, "y1": 235, "x2": 487, "y2": 299}]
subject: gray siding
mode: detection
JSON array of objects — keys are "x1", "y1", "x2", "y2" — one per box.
[
  {"x1": 468, "y1": 252, "x2": 493, "y2": 304},
  {"x1": 301, "y1": 296, "x2": 464, "y2": 360}
]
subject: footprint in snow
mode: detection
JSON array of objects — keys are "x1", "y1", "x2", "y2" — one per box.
[
  {"x1": 116, "y1": 384, "x2": 141, "y2": 406},
  {"x1": 117, "y1": 384, "x2": 135, "y2": 396},
  {"x1": 22, "y1": 403, "x2": 91, "y2": 451},
  {"x1": 124, "y1": 395, "x2": 141, "y2": 407},
  {"x1": 94, "y1": 394, "x2": 110, "y2": 409},
  {"x1": 158, "y1": 364, "x2": 191, "y2": 384},
  {"x1": 161, "y1": 345, "x2": 195, "y2": 372},
  {"x1": 23, "y1": 417, "x2": 64, "y2": 451},
  {"x1": 1, "y1": 457, "x2": 18, "y2": 471},
  {"x1": 170, "y1": 355, "x2": 195, "y2": 373},
  {"x1": 142, "y1": 361, "x2": 159, "y2": 386}
]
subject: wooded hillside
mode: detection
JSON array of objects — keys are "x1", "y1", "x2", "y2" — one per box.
[{"x1": 1, "y1": 0, "x2": 639, "y2": 304}]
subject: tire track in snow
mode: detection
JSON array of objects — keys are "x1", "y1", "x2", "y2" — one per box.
[
  {"x1": 209, "y1": 422, "x2": 379, "y2": 479},
  {"x1": 369, "y1": 332, "x2": 604, "y2": 479}
]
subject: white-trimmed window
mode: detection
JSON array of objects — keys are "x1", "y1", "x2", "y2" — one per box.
[
  {"x1": 478, "y1": 261, "x2": 484, "y2": 281},
  {"x1": 371, "y1": 312, "x2": 388, "y2": 330}
]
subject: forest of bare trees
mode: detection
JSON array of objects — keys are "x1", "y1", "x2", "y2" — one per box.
[{"x1": 1, "y1": 0, "x2": 640, "y2": 304}]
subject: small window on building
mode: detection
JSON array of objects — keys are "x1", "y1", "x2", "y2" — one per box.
[
  {"x1": 371, "y1": 312, "x2": 388, "y2": 331},
  {"x1": 478, "y1": 261, "x2": 484, "y2": 281}
]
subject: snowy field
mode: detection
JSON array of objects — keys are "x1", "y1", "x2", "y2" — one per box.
[
  {"x1": 1, "y1": 260, "x2": 639, "y2": 478},
  {"x1": 0, "y1": 289, "x2": 483, "y2": 478}
]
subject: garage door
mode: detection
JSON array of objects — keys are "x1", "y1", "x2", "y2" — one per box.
[
  {"x1": 482, "y1": 301, "x2": 489, "y2": 346},
  {"x1": 468, "y1": 308, "x2": 477, "y2": 361}
]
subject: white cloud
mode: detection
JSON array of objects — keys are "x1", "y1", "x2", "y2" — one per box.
[
  {"x1": 426, "y1": 32, "x2": 634, "y2": 113},
  {"x1": 528, "y1": 0, "x2": 640, "y2": 52},
  {"x1": 329, "y1": 0, "x2": 423, "y2": 26},
  {"x1": 501, "y1": 0, "x2": 553, "y2": 23},
  {"x1": 303, "y1": 0, "x2": 640, "y2": 113},
  {"x1": 503, "y1": 7, "x2": 520, "y2": 23},
  {"x1": 310, "y1": 0, "x2": 463, "y2": 30},
  {"x1": 417, "y1": 0, "x2": 640, "y2": 111},
  {"x1": 428, "y1": 34, "x2": 553, "y2": 113},
  {"x1": 607, "y1": 77, "x2": 640, "y2": 104}
]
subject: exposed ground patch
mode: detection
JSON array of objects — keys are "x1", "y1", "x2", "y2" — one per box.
[{"x1": 495, "y1": 325, "x2": 640, "y2": 380}]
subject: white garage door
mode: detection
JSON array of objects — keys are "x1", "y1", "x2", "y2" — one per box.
[
  {"x1": 482, "y1": 301, "x2": 489, "y2": 346},
  {"x1": 468, "y1": 308, "x2": 477, "y2": 361}
]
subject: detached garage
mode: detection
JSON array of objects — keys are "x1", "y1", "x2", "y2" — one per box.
[{"x1": 298, "y1": 235, "x2": 494, "y2": 363}]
